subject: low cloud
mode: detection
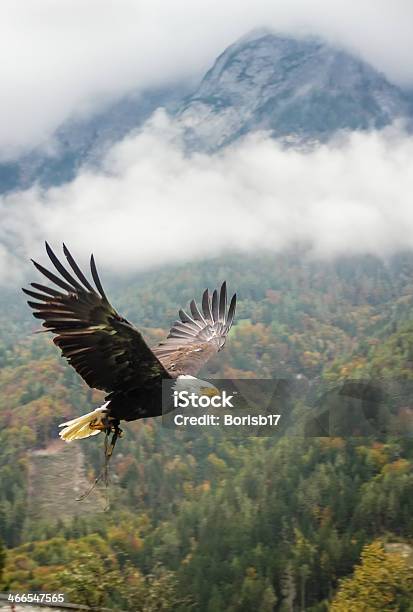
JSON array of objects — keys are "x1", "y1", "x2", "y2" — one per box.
[
  {"x1": 1, "y1": 0, "x2": 413, "y2": 158},
  {"x1": 1, "y1": 112, "x2": 413, "y2": 285}
]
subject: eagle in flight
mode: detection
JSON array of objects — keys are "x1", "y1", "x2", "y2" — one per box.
[{"x1": 23, "y1": 243, "x2": 236, "y2": 452}]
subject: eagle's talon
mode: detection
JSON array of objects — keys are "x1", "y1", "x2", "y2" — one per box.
[{"x1": 89, "y1": 417, "x2": 107, "y2": 431}]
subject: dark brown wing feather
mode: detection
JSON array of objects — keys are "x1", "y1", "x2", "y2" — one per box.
[
  {"x1": 153, "y1": 282, "x2": 236, "y2": 376},
  {"x1": 23, "y1": 243, "x2": 171, "y2": 393}
]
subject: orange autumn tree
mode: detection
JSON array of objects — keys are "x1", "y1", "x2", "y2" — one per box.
[{"x1": 331, "y1": 540, "x2": 413, "y2": 611}]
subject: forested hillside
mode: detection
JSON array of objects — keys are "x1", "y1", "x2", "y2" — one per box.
[{"x1": 1, "y1": 252, "x2": 413, "y2": 610}]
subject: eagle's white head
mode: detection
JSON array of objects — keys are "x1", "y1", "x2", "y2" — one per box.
[{"x1": 173, "y1": 375, "x2": 220, "y2": 398}]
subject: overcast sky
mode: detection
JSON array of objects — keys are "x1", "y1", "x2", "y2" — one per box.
[
  {"x1": 1, "y1": 1, "x2": 413, "y2": 285},
  {"x1": 1, "y1": 0, "x2": 413, "y2": 158}
]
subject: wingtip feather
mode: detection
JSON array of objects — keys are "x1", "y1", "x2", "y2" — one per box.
[{"x1": 90, "y1": 253, "x2": 108, "y2": 301}]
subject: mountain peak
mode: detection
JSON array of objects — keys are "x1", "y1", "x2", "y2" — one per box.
[
  {"x1": 177, "y1": 31, "x2": 411, "y2": 150},
  {"x1": 1, "y1": 31, "x2": 412, "y2": 194}
]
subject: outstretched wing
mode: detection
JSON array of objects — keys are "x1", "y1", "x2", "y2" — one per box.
[
  {"x1": 23, "y1": 243, "x2": 171, "y2": 393},
  {"x1": 153, "y1": 282, "x2": 236, "y2": 376}
]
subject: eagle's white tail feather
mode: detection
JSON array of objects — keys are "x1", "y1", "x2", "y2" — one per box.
[{"x1": 59, "y1": 403, "x2": 109, "y2": 442}]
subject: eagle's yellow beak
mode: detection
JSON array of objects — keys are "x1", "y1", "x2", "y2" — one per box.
[{"x1": 201, "y1": 386, "x2": 220, "y2": 398}]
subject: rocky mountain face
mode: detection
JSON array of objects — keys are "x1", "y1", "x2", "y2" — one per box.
[
  {"x1": 1, "y1": 31, "x2": 412, "y2": 193},
  {"x1": 27, "y1": 443, "x2": 105, "y2": 522},
  {"x1": 0, "y1": 84, "x2": 188, "y2": 193},
  {"x1": 178, "y1": 31, "x2": 412, "y2": 151}
]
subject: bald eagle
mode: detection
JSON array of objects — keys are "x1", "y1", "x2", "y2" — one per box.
[{"x1": 23, "y1": 243, "x2": 236, "y2": 452}]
